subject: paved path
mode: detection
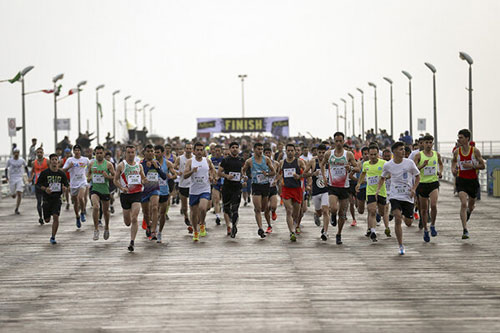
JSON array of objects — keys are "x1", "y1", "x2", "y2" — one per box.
[{"x1": 0, "y1": 183, "x2": 499, "y2": 332}]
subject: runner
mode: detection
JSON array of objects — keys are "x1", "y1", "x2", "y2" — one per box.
[
  {"x1": 87, "y1": 145, "x2": 115, "y2": 241},
  {"x1": 29, "y1": 147, "x2": 48, "y2": 224},
  {"x1": 104, "y1": 151, "x2": 117, "y2": 214},
  {"x1": 6, "y1": 148, "x2": 28, "y2": 215},
  {"x1": 59, "y1": 148, "x2": 72, "y2": 210},
  {"x1": 320, "y1": 132, "x2": 358, "y2": 245},
  {"x1": 242, "y1": 142, "x2": 276, "y2": 238},
  {"x1": 295, "y1": 145, "x2": 308, "y2": 234},
  {"x1": 164, "y1": 143, "x2": 177, "y2": 220},
  {"x1": 354, "y1": 147, "x2": 369, "y2": 216},
  {"x1": 414, "y1": 134, "x2": 444, "y2": 242},
  {"x1": 155, "y1": 144, "x2": 177, "y2": 243},
  {"x1": 218, "y1": 141, "x2": 245, "y2": 238},
  {"x1": 210, "y1": 145, "x2": 224, "y2": 225},
  {"x1": 264, "y1": 147, "x2": 280, "y2": 233},
  {"x1": 450, "y1": 129, "x2": 485, "y2": 239},
  {"x1": 279, "y1": 143, "x2": 308, "y2": 241},
  {"x1": 114, "y1": 145, "x2": 147, "y2": 252},
  {"x1": 62, "y1": 145, "x2": 90, "y2": 228},
  {"x1": 382, "y1": 148, "x2": 393, "y2": 222},
  {"x1": 183, "y1": 142, "x2": 217, "y2": 241},
  {"x1": 35, "y1": 154, "x2": 69, "y2": 244},
  {"x1": 345, "y1": 144, "x2": 358, "y2": 227},
  {"x1": 174, "y1": 143, "x2": 193, "y2": 233},
  {"x1": 377, "y1": 141, "x2": 420, "y2": 255}
]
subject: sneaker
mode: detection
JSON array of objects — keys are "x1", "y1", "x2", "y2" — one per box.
[
  {"x1": 418, "y1": 219, "x2": 423, "y2": 230},
  {"x1": 320, "y1": 229, "x2": 328, "y2": 241},
  {"x1": 466, "y1": 210, "x2": 471, "y2": 222},
  {"x1": 193, "y1": 232, "x2": 200, "y2": 241},
  {"x1": 128, "y1": 241, "x2": 134, "y2": 252},
  {"x1": 290, "y1": 232, "x2": 297, "y2": 242},
  {"x1": 258, "y1": 229, "x2": 266, "y2": 238},
  {"x1": 376, "y1": 213, "x2": 381, "y2": 223},
  {"x1": 146, "y1": 227, "x2": 151, "y2": 238},
  {"x1": 15, "y1": 208, "x2": 20, "y2": 215},
  {"x1": 110, "y1": 205, "x2": 115, "y2": 214},
  {"x1": 365, "y1": 230, "x2": 371, "y2": 237},
  {"x1": 184, "y1": 218, "x2": 191, "y2": 226},
  {"x1": 80, "y1": 212, "x2": 86, "y2": 222},
  {"x1": 351, "y1": 219, "x2": 357, "y2": 227},
  {"x1": 66, "y1": 203, "x2": 70, "y2": 210},
  {"x1": 370, "y1": 232, "x2": 377, "y2": 242},
  {"x1": 98, "y1": 220, "x2": 103, "y2": 227},
  {"x1": 266, "y1": 226, "x2": 272, "y2": 234},
  {"x1": 389, "y1": 214, "x2": 394, "y2": 221},
  {"x1": 314, "y1": 214, "x2": 321, "y2": 226},
  {"x1": 385, "y1": 227, "x2": 391, "y2": 237},
  {"x1": 76, "y1": 217, "x2": 81, "y2": 229},
  {"x1": 104, "y1": 229, "x2": 110, "y2": 240},
  {"x1": 215, "y1": 217, "x2": 221, "y2": 225},
  {"x1": 330, "y1": 214, "x2": 337, "y2": 227},
  {"x1": 430, "y1": 225, "x2": 437, "y2": 237},
  {"x1": 230, "y1": 223, "x2": 238, "y2": 238},
  {"x1": 423, "y1": 230, "x2": 430, "y2": 243},
  {"x1": 414, "y1": 212, "x2": 419, "y2": 220},
  {"x1": 93, "y1": 230, "x2": 99, "y2": 241},
  {"x1": 151, "y1": 232, "x2": 157, "y2": 241},
  {"x1": 296, "y1": 227, "x2": 302, "y2": 235},
  {"x1": 157, "y1": 232, "x2": 162, "y2": 243},
  {"x1": 166, "y1": 214, "x2": 170, "y2": 221},
  {"x1": 38, "y1": 218, "x2": 44, "y2": 225},
  {"x1": 272, "y1": 211, "x2": 277, "y2": 221},
  {"x1": 50, "y1": 237, "x2": 57, "y2": 244},
  {"x1": 399, "y1": 245, "x2": 405, "y2": 255},
  {"x1": 336, "y1": 234, "x2": 342, "y2": 245},
  {"x1": 227, "y1": 226, "x2": 231, "y2": 236},
  {"x1": 187, "y1": 226, "x2": 193, "y2": 234},
  {"x1": 200, "y1": 225, "x2": 207, "y2": 237},
  {"x1": 244, "y1": 201, "x2": 248, "y2": 207},
  {"x1": 462, "y1": 229, "x2": 469, "y2": 239},
  {"x1": 142, "y1": 219, "x2": 147, "y2": 230}
]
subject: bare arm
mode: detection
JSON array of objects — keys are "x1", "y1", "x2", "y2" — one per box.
[
  {"x1": 437, "y1": 152, "x2": 444, "y2": 178},
  {"x1": 183, "y1": 159, "x2": 194, "y2": 179},
  {"x1": 474, "y1": 148, "x2": 486, "y2": 170},
  {"x1": 451, "y1": 149, "x2": 459, "y2": 176},
  {"x1": 265, "y1": 157, "x2": 276, "y2": 177},
  {"x1": 106, "y1": 161, "x2": 115, "y2": 179},
  {"x1": 113, "y1": 162, "x2": 127, "y2": 192}
]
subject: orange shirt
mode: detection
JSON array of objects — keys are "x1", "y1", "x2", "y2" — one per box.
[{"x1": 33, "y1": 158, "x2": 48, "y2": 183}]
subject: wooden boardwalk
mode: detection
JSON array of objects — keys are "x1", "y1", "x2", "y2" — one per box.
[{"x1": 0, "y1": 182, "x2": 499, "y2": 332}]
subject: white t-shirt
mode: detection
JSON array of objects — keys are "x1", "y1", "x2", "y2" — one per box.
[
  {"x1": 63, "y1": 156, "x2": 90, "y2": 188},
  {"x1": 381, "y1": 158, "x2": 419, "y2": 203},
  {"x1": 408, "y1": 149, "x2": 420, "y2": 162},
  {"x1": 7, "y1": 158, "x2": 26, "y2": 180}
]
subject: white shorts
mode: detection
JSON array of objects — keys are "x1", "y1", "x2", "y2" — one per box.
[
  {"x1": 313, "y1": 192, "x2": 329, "y2": 211},
  {"x1": 70, "y1": 185, "x2": 87, "y2": 197},
  {"x1": 9, "y1": 179, "x2": 24, "y2": 194}
]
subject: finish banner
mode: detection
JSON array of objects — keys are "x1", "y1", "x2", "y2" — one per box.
[{"x1": 197, "y1": 117, "x2": 289, "y2": 137}]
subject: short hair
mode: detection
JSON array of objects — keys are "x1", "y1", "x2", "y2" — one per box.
[
  {"x1": 458, "y1": 129, "x2": 471, "y2": 139},
  {"x1": 164, "y1": 143, "x2": 172, "y2": 148},
  {"x1": 333, "y1": 132, "x2": 345, "y2": 139},
  {"x1": 105, "y1": 151, "x2": 112, "y2": 156},
  {"x1": 361, "y1": 146, "x2": 370, "y2": 153},
  {"x1": 286, "y1": 143, "x2": 296, "y2": 149},
  {"x1": 418, "y1": 136, "x2": 425, "y2": 142},
  {"x1": 214, "y1": 145, "x2": 222, "y2": 150},
  {"x1": 73, "y1": 144, "x2": 82, "y2": 151},
  {"x1": 317, "y1": 144, "x2": 327, "y2": 151},
  {"x1": 36, "y1": 147, "x2": 44, "y2": 152},
  {"x1": 382, "y1": 148, "x2": 391, "y2": 155},
  {"x1": 49, "y1": 153, "x2": 58, "y2": 160},
  {"x1": 368, "y1": 143, "x2": 379, "y2": 151},
  {"x1": 185, "y1": 142, "x2": 193, "y2": 147},
  {"x1": 144, "y1": 144, "x2": 154, "y2": 150},
  {"x1": 194, "y1": 142, "x2": 204, "y2": 149},
  {"x1": 264, "y1": 147, "x2": 272, "y2": 153},
  {"x1": 254, "y1": 142, "x2": 263, "y2": 149},
  {"x1": 126, "y1": 145, "x2": 136, "y2": 150},
  {"x1": 422, "y1": 134, "x2": 434, "y2": 142},
  {"x1": 391, "y1": 141, "x2": 405, "y2": 152},
  {"x1": 405, "y1": 146, "x2": 412, "y2": 154},
  {"x1": 154, "y1": 144, "x2": 164, "y2": 152},
  {"x1": 229, "y1": 141, "x2": 239, "y2": 148},
  {"x1": 94, "y1": 145, "x2": 105, "y2": 152}
]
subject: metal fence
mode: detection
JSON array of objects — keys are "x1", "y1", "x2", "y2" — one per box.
[
  {"x1": 438, "y1": 141, "x2": 500, "y2": 158},
  {"x1": 441, "y1": 156, "x2": 487, "y2": 192}
]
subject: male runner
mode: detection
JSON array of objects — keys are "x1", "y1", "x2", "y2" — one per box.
[
  {"x1": 59, "y1": 148, "x2": 72, "y2": 210},
  {"x1": 164, "y1": 143, "x2": 177, "y2": 219},
  {"x1": 155, "y1": 144, "x2": 177, "y2": 243},
  {"x1": 6, "y1": 148, "x2": 28, "y2": 215},
  {"x1": 210, "y1": 145, "x2": 224, "y2": 225},
  {"x1": 29, "y1": 147, "x2": 48, "y2": 224},
  {"x1": 174, "y1": 143, "x2": 193, "y2": 233},
  {"x1": 353, "y1": 147, "x2": 369, "y2": 216},
  {"x1": 264, "y1": 147, "x2": 280, "y2": 233},
  {"x1": 63, "y1": 145, "x2": 90, "y2": 228},
  {"x1": 104, "y1": 151, "x2": 117, "y2": 214}
]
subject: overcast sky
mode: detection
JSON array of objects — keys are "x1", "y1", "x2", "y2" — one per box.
[{"x1": 1, "y1": 0, "x2": 499, "y2": 155}]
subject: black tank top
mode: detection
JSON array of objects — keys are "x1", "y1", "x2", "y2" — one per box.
[
  {"x1": 282, "y1": 158, "x2": 301, "y2": 189},
  {"x1": 312, "y1": 158, "x2": 328, "y2": 195}
]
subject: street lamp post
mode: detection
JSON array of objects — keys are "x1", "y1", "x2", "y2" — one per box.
[
  {"x1": 382, "y1": 77, "x2": 393, "y2": 138},
  {"x1": 356, "y1": 88, "x2": 365, "y2": 141},
  {"x1": 20, "y1": 66, "x2": 34, "y2": 161},
  {"x1": 142, "y1": 104, "x2": 149, "y2": 130},
  {"x1": 340, "y1": 98, "x2": 347, "y2": 135},
  {"x1": 149, "y1": 107, "x2": 155, "y2": 133},
  {"x1": 368, "y1": 82, "x2": 378, "y2": 135},
  {"x1": 76, "y1": 80, "x2": 87, "y2": 135},
  {"x1": 459, "y1": 51, "x2": 474, "y2": 138},
  {"x1": 112, "y1": 90, "x2": 120, "y2": 141},
  {"x1": 52, "y1": 73, "x2": 64, "y2": 150},
  {"x1": 332, "y1": 102, "x2": 339, "y2": 132},
  {"x1": 238, "y1": 74, "x2": 247, "y2": 118},
  {"x1": 96, "y1": 84, "x2": 105, "y2": 144},
  {"x1": 124, "y1": 95, "x2": 131, "y2": 125},
  {"x1": 424, "y1": 63, "x2": 438, "y2": 151},
  {"x1": 134, "y1": 100, "x2": 141, "y2": 128},
  {"x1": 402, "y1": 71, "x2": 413, "y2": 138},
  {"x1": 348, "y1": 93, "x2": 355, "y2": 137}
]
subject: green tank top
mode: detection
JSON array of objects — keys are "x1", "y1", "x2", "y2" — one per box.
[
  {"x1": 362, "y1": 159, "x2": 386, "y2": 198},
  {"x1": 419, "y1": 150, "x2": 438, "y2": 183},
  {"x1": 90, "y1": 160, "x2": 109, "y2": 194}
]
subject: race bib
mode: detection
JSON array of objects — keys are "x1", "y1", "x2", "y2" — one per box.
[
  {"x1": 316, "y1": 177, "x2": 325, "y2": 189},
  {"x1": 229, "y1": 172, "x2": 241, "y2": 181},
  {"x1": 284, "y1": 168, "x2": 295, "y2": 178},
  {"x1": 49, "y1": 182, "x2": 61, "y2": 192},
  {"x1": 459, "y1": 161, "x2": 473, "y2": 170},
  {"x1": 74, "y1": 174, "x2": 84, "y2": 181},
  {"x1": 127, "y1": 174, "x2": 141, "y2": 185},
  {"x1": 394, "y1": 185, "x2": 409, "y2": 195},
  {"x1": 367, "y1": 176, "x2": 379, "y2": 186},
  {"x1": 332, "y1": 166, "x2": 345, "y2": 176},
  {"x1": 256, "y1": 173, "x2": 267, "y2": 183},
  {"x1": 147, "y1": 172, "x2": 159, "y2": 182},
  {"x1": 159, "y1": 177, "x2": 168, "y2": 186},
  {"x1": 423, "y1": 166, "x2": 436, "y2": 176},
  {"x1": 92, "y1": 174, "x2": 105, "y2": 184},
  {"x1": 194, "y1": 176, "x2": 206, "y2": 184}
]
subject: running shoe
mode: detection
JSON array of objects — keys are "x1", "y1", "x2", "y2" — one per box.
[
  {"x1": 184, "y1": 218, "x2": 191, "y2": 226},
  {"x1": 272, "y1": 211, "x2": 277, "y2": 221},
  {"x1": 418, "y1": 219, "x2": 423, "y2": 230},
  {"x1": 98, "y1": 220, "x2": 103, "y2": 227},
  {"x1": 146, "y1": 226, "x2": 151, "y2": 238},
  {"x1": 128, "y1": 241, "x2": 134, "y2": 252},
  {"x1": 76, "y1": 217, "x2": 81, "y2": 229},
  {"x1": 66, "y1": 203, "x2": 70, "y2": 210},
  {"x1": 320, "y1": 229, "x2": 328, "y2": 241},
  {"x1": 166, "y1": 214, "x2": 170, "y2": 221},
  {"x1": 227, "y1": 226, "x2": 231, "y2": 236},
  {"x1": 296, "y1": 227, "x2": 302, "y2": 235},
  {"x1": 330, "y1": 214, "x2": 337, "y2": 227},
  {"x1": 157, "y1": 232, "x2": 162, "y2": 243},
  {"x1": 258, "y1": 228, "x2": 266, "y2": 238},
  {"x1": 50, "y1": 237, "x2": 57, "y2": 244},
  {"x1": 365, "y1": 230, "x2": 371, "y2": 237},
  {"x1": 110, "y1": 205, "x2": 115, "y2": 214},
  {"x1": 230, "y1": 223, "x2": 237, "y2": 238},
  {"x1": 314, "y1": 214, "x2": 321, "y2": 226},
  {"x1": 193, "y1": 232, "x2": 200, "y2": 241},
  {"x1": 423, "y1": 230, "x2": 430, "y2": 243},
  {"x1": 336, "y1": 234, "x2": 342, "y2": 245},
  {"x1": 370, "y1": 232, "x2": 377, "y2": 242},
  {"x1": 200, "y1": 225, "x2": 207, "y2": 237},
  {"x1": 215, "y1": 217, "x2": 221, "y2": 225},
  {"x1": 104, "y1": 229, "x2": 110, "y2": 240},
  {"x1": 399, "y1": 245, "x2": 405, "y2": 255},
  {"x1": 376, "y1": 213, "x2": 381, "y2": 223},
  {"x1": 151, "y1": 232, "x2": 157, "y2": 241},
  {"x1": 93, "y1": 230, "x2": 99, "y2": 241},
  {"x1": 142, "y1": 219, "x2": 147, "y2": 230},
  {"x1": 38, "y1": 218, "x2": 44, "y2": 225},
  {"x1": 414, "y1": 211, "x2": 419, "y2": 220},
  {"x1": 389, "y1": 214, "x2": 394, "y2": 221},
  {"x1": 187, "y1": 226, "x2": 193, "y2": 234},
  {"x1": 266, "y1": 226, "x2": 272, "y2": 234},
  {"x1": 430, "y1": 225, "x2": 437, "y2": 237},
  {"x1": 385, "y1": 227, "x2": 391, "y2": 237},
  {"x1": 290, "y1": 232, "x2": 297, "y2": 242},
  {"x1": 462, "y1": 229, "x2": 469, "y2": 239},
  {"x1": 15, "y1": 208, "x2": 20, "y2": 215},
  {"x1": 80, "y1": 212, "x2": 86, "y2": 222},
  {"x1": 466, "y1": 210, "x2": 471, "y2": 222},
  {"x1": 244, "y1": 201, "x2": 248, "y2": 207},
  {"x1": 351, "y1": 219, "x2": 357, "y2": 227}
]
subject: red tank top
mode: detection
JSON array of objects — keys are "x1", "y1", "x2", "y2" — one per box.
[
  {"x1": 33, "y1": 158, "x2": 48, "y2": 182},
  {"x1": 458, "y1": 146, "x2": 477, "y2": 180}
]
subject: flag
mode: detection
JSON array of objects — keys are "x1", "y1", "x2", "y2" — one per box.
[
  {"x1": 8, "y1": 72, "x2": 21, "y2": 84},
  {"x1": 42, "y1": 89, "x2": 55, "y2": 94},
  {"x1": 55, "y1": 84, "x2": 62, "y2": 96},
  {"x1": 97, "y1": 103, "x2": 103, "y2": 118},
  {"x1": 68, "y1": 88, "x2": 79, "y2": 96}
]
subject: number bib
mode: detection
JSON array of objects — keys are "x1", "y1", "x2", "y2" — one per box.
[
  {"x1": 194, "y1": 176, "x2": 206, "y2": 184},
  {"x1": 394, "y1": 185, "x2": 409, "y2": 195},
  {"x1": 92, "y1": 174, "x2": 105, "y2": 184},
  {"x1": 49, "y1": 182, "x2": 61, "y2": 192},
  {"x1": 127, "y1": 174, "x2": 141, "y2": 185},
  {"x1": 158, "y1": 177, "x2": 167, "y2": 186},
  {"x1": 255, "y1": 173, "x2": 267, "y2": 183},
  {"x1": 284, "y1": 168, "x2": 295, "y2": 178},
  {"x1": 332, "y1": 166, "x2": 346, "y2": 176},
  {"x1": 367, "y1": 176, "x2": 379, "y2": 186},
  {"x1": 74, "y1": 174, "x2": 84, "y2": 181},
  {"x1": 459, "y1": 161, "x2": 473, "y2": 170},
  {"x1": 229, "y1": 172, "x2": 241, "y2": 181},
  {"x1": 316, "y1": 177, "x2": 325, "y2": 189},
  {"x1": 423, "y1": 166, "x2": 436, "y2": 176},
  {"x1": 147, "y1": 172, "x2": 159, "y2": 182}
]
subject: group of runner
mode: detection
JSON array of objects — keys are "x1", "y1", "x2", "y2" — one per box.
[{"x1": 5, "y1": 128, "x2": 485, "y2": 255}]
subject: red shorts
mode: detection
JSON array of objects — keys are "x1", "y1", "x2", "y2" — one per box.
[{"x1": 281, "y1": 186, "x2": 303, "y2": 204}]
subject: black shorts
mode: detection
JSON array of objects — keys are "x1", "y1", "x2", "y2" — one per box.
[
  {"x1": 159, "y1": 194, "x2": 170, "y2": 203},
  {"x1": 390, "y1": 199, "x2": 414, "y2": 219},
  {"x1": 43, "y1": 197, "x2": 62, "y2": 219},
  {"x1": 168, "y1": 179, "x2": 175, "y2": 193},
  {"x1": 252, "y1": 183, "x2": 270, "y2": 197},
  {"x1": 90, "y1": 190, "x2": 110, "y2": 202},
  {"x1": 222, "y1": 186, "x2": 242, "y2": 214},
  {"x1": 328, "y1": 186, "x2": 350, "y2": 200},
  {"x1": 367, "y1": 195, "x2": 386, "y2": 205},
  {"x1": 349, "y1": 181, "x2": 358, "y2": 196},
  {"x1": 356, "y1": 187, "x2": 366, "y2": 201},
  {"x1": 120, "y1": 192, "x2": 142, "y2": 210},
  {"x1": 417, "y1": 181, "x2": 440, "y2": 198},
  {"x1": 179, "y1": 187, "x2": 190, "y2": 198},
  {"x1": 269, "y1": 186, "x2": 278, "y2": 197},
  {"x1": 456, "y1": 177, "x2": 479, "y2": 199}
]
